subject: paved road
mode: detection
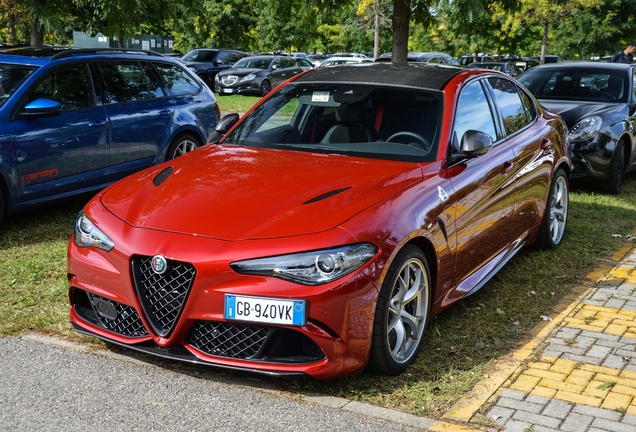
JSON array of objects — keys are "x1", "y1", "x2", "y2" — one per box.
[{"x1": 0, "y1": 337, "x2": 426, "y2": 432}]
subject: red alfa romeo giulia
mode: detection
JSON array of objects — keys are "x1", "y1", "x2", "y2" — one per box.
[{"x1": 68, "y1": 64, "x2": 571, "y2": 379}]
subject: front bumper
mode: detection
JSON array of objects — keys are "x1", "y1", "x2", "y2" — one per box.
[
  {"x1": 569, "y1": 133, "x2": 614, "y2": 181},
  {"x1": 215, "y1": 82, "x2": 261, "y2": 95},
  {"x1": 67, "y1": 203, "x2": 379, "y2": 379}
]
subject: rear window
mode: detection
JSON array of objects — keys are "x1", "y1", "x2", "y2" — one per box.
[
  {"x1": 520, "y1": 68, "x2": 627, "y2": 102},
  {"x1": 0, "y1": 63, "x2": 38, "y2": 108}
]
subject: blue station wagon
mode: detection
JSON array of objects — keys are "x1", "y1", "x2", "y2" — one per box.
[{"x1": 0, "y1": 47, "x2": 220, "y2": 225}]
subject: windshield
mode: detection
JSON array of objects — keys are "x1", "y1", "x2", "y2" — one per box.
[
  {"x1": 233, "y1": 57, "x2": 270, "y2": 69},
  {"x1": 519, "y1": 67, "x2": 628, "y2": 103},
  {"x1": 223, "y1": 83, "x2": 443, "y2": 162},
  {"x1": 0, "y1": 63, "x2": 38, "y2": 108}
]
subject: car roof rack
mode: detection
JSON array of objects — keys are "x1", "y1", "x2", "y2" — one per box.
[{"x1": 50, "y1": 48, "x2": 165, "y2": 60}]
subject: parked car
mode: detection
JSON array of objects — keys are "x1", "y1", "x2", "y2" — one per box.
[
  {"x1": 181, "y1": 48, "x2": 248, "y2": 87},
  {"x1": 531, "y1": 55, "x2": 561, "y2": 64},
  {"x1": 519, "y1": 61, "x2": 635, "y2": 194},
  {"x1": 468, "y1": 61, "x2": 523, "y2": 77},
  {"x1": 319, "y1": 57, "x2": 374, "y2": 67},
  {"x1": 214, "y1": 55, "x2": 303, "y2": 96},
  {"x1": 68, "y1": 63, "x2": 570, "y2": 379},
  {"x1": 375, "y1": 52, "x2": 459, "y2": 65},
  {"x1": 0, "y1": 46, "x2": 220, "y2": 227}
]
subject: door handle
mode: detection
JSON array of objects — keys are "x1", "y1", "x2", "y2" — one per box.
[
  {"x1": 540, "y1": 139, "x2": 551, "y2": 150},
  {"x1": 157, "y1": 109, "x2": 172, "y2": 116},
  {"x1": 88, "y1": 120, "x2": 107, "y2": 127},
  {"x1": 501, "y1": 161, "x2": 514, "y2": 175}
]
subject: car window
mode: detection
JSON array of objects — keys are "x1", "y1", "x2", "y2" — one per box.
[
  {"x1": 154, "y1": 63, "x2": 200, "y2": 95},
  {"x1": 272, "y1": 59, "x2": 282, "y2": 70},
  {"x1": 142, "y1": 63, "x2": 167, "y2": 98},
  {"x1": 96, "y1": 61, "x2": 150, "y2": 104},
  {"x1": 0, "y1": 63, "x2": 38, "y2": 108},
  {"x1": 452, "y1": 80, "x2": 496, "y2": 149},
  {"x1": 26, "y1": 63, "x2": 95, "y2": 111},
  {"x1": 486, "y1": 77, "x2": 529, "y2": 136},
  {"x1": 223, "y1": 52, "x2": 244, "y2": 65},
  {"x1": 518, "y1": 88, "x2": 536, "y2": 123}
]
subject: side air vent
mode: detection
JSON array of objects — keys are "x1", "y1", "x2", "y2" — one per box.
[
  {"x1": 303, "y1": 187, "x2": 352, "y2": 205},
  {"x1": 153, "y1": 166, "x2": 173, "y2": 186}
]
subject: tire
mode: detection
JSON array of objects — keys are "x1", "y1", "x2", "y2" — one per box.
[
  {"x1": 165, "y1": 133, "x2": 200, "y2": 161},
  {"x1": 368, "y1": 244, "x2": 431, "y2": 375},
  {"x1": 259, "y1": 80, "x2": 271, "y2": 96},
  {"x1": 0, "y1": 188, "x2": 4, "y2": 228},
  {"x1": 537, "y1": 167, "x2": 569, "y2": 250},
  {"x1": 604, "y1": 140, "x2": 625, "y2": 195}
]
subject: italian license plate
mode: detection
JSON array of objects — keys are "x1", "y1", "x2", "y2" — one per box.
[
  {"x1": 222, "y1": 88, "x2": 235, "y2": 93},
  {"x1": 224, "y1": 295, "x2": 306, "y2": 326}
]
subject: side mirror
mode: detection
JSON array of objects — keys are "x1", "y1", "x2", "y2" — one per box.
[
  {"x1": 21, "y1": 98, "x2": 63, "y2": 118},
  {"x1": 460, "y1": 130, "x2": 493, "y2": 157},
  {"x1": 215, "y1": 113, "x2": 240, "y2": 135}
]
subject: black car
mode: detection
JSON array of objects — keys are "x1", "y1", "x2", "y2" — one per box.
[
  {"x1": 182, "y1": 48, "x2": 248, "y2": 87},
  {"x1": 468, "y1": 61, "x2": 523, "y2": 77},
  {"x1": 519, "y1": 61, "x2": 636, "y2": 194},
  {"x1": 214, "y1": 55, "x2": 303, "y2": 96}
]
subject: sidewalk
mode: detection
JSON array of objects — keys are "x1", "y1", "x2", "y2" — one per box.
[{"x1": 439, "y1": 244, "x2": 636, "y2": 431}]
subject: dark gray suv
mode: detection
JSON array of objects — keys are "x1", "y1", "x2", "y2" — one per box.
[{"x1": 182, "y1": 48, "x2": 248, "y2": 88}]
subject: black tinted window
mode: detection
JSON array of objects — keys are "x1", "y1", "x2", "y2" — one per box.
[
  {"x1": 487, "y1": 77, "x2": 528, "y2": 136},
  {"x1": 97, "y1": 61, "x2": 149, "y2": 104},
  {"x1": 154, "y1": 63, "x2": 200, "y2": 95},
  {"x1": 0, "y1": 63, "x2": 37, "y2": 108},
  {"x1": 27, "y1": 63, "x2": 95, "y2": 111}
]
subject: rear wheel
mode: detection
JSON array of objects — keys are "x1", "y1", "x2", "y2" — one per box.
[
  {"x1": 604, "y1": 140, "x2": 625, "y2": 195},
  {"x1": 368, "y1": 245, "x2": 431, "y2": 375},
  {"x1": 537, "y1": 167, "x2": 568, "y2": 250},
  {"x1": 165, "y1": 133, "x2": 200, "y2": 161},
  {"x1": 259, "y1": 80, "x2": 271, "y2": 96}
]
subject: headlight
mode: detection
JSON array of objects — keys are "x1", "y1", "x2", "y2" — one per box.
[
  {"x1": 568, "y1": 116, "x2": 602, "y2": 142},
  {"x1": 230, "y1": 243, "x2": 378, "y2": 285},
  {"x1": 240, "y1": 74, "x2": 256, "y2": 82},
  {"x1": 214, "y1": 74, "x2": 220, "y2": 82},
  {"x1": 74, "y1": 211, "x2": 115, "y2": 251}
]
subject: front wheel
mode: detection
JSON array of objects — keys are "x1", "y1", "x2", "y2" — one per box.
[
  {"x1": 165, "y1": 133, "x2": 200, "y2": 161},
  {"x1": 259, "y1": 80, "x2": 271, "y2": 96},
  {"x1": 604, "y1": 140, "x2": 625, "y2": 195},
  {"x1": 368, "y1": 245, "x2": 431, "y2": 375},
  {"x1": 537, "y1": 167, "x2": 569, "y2": 250}
]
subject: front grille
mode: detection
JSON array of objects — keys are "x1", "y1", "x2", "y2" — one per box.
[
  {"x1": 131, "y1": 256, "x2": 196, "y2": 337},
  {"x1": 221, "y1": 75, "x2": 238, "y2": 85},
  {"x1": 186, "y1": 320, "x2": 326, "y2": 363},
  {"x1": 72, "y1": 289, "x2": 148, "y2": 338},
  {"x1": 187, "y1": 321, "x2": 269, "y2": 359}
]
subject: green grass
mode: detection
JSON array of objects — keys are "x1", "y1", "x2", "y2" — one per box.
[
  {"x1": 1, "y1": 174, "x2": 635, "y2": 418},
  {"x1": 215, "y1": 94, "x2": 261, "y2": 115}
]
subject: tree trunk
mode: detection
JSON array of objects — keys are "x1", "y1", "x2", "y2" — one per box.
[
  {"x1": 540, "y1": 22, "x2": 549, "y2": 65},
  {"x1": 119, "y1": 36, "x2": 125, "y2": 48},
  {"x1": 373, "y1": 0, "x2": 380, "y2": 59},
  {"x1": 8, "y1": 12, "x2": 18, "y2": 45},
  {"x1": 30, "y1": 17, "x2": 44, "y2": 46},
  {"x1": 391, "y1": 0, "x2": 410, "y2": 65}
]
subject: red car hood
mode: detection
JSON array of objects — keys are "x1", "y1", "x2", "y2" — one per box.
[{"x1": 101, "y1": 145, "x2": 423, "y2": 240}]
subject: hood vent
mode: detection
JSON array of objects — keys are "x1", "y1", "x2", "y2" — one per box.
[
  {"x1": 153, "y1": 166, "x2": 173, "y2": 187},
  {"x1": 303, "y1": 187, "x2": 352, "y2": 205}
]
